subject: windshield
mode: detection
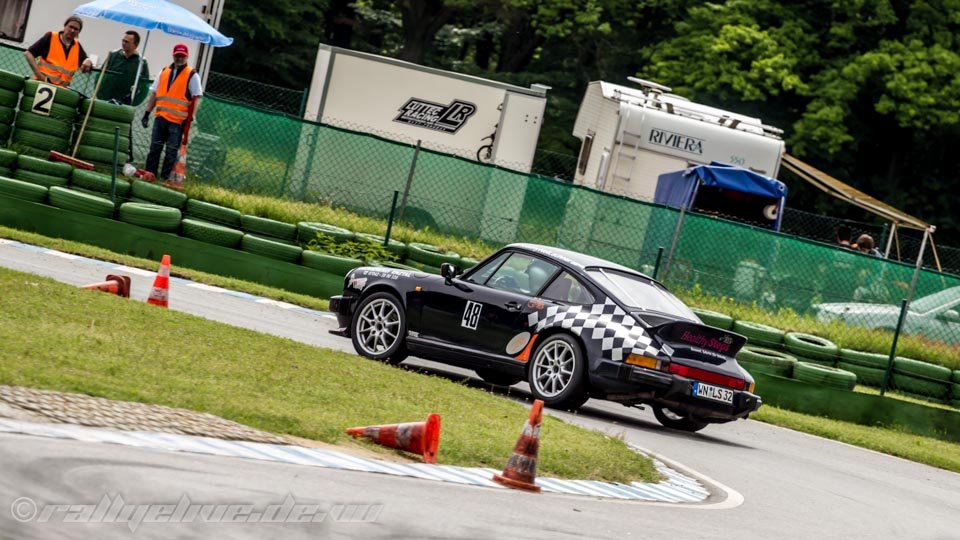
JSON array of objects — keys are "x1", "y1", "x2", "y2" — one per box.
[
  {"x1": 911, "y1": 286, "x2": 960, "y2": 314},
  {"x1": 587, "y1": 269, "x2": 698, "y2": 320}
]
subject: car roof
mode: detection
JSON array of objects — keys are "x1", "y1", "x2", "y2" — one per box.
[{"x1": 505, "y1": 243, "x2": 647, "y2": 277}]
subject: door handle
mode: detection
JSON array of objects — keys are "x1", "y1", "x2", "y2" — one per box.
[{"x1": 504, "y1": 301, "x2": 523, "y2": 312}]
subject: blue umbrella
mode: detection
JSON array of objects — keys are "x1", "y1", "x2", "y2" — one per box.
[{"x1": 74, "y1": 0, "x2": 233, "y2": 46}]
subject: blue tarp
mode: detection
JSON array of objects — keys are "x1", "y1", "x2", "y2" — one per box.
[{"x1": 654, "y1": 163, "x2": 787, "y2": 229}]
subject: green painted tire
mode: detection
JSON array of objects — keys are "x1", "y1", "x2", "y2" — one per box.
[
  {"x1": 78, "y1": 130, "x2": 130, "y2": 150},
  {"x1": 689, "y1": 307, "x2": 734, "y2": 330},
  {"x1": 17, "y1": 154, "x2": 72, "y2": 177},
  {"x1": 837, "y1": 361, "x2": 887, "y2": 388},
  {"x1": 11, "y1": 128, "x2": 69, "y2": 153},
  {"x1": 0, "y1": 123, "x2": 9, "y2": 143},
  {"x1": 75, "y1": 144, "x2": 122, "y2": 165},
  {"x1": 784, "y1": 332, "x2": 839, "y2": 361},
  {"x1": 732, "y1": 320, "x2": 786, "y2": 346},
  {"x1": 0, "y1": 69, "x2": 25, "y2": 92},
  {"x1": 355, "y1": 232, "x2": 408, "y2": 258},
  {"x1": 890, "y1": 373, "x2": 949, "y2": 399},
  {"x1": 0, "y1": 148, "x2": 17, "y2": 167},
  {"x1": 0, "y1": 88, "x2": 17, "y2": 108},
  {"x1": 13, "y1": 169, "x2": 68, "y2": 188},
  {"x1": 19, "y1": 97, "x2": 77, "y2": 122},
  {"x1": 300, "y1": 250, "x2": 363, "y2": 275},
  {"x1": 48, "y1": 186, "x2": 114, "y2": 218},
  {"x1": 793, "y1": 361, "x2": 857, "y2": 390},
  {"x1": 184, "y1": 199, "x2": 242, "y2": 228},
  {"x1": 81, "y1": 116, "x2": 129, "y2": 135},
  {"x1": 460, "y1": 257, "x2": 479, "y2": 270},
  {"x1": 407, "y1": 241, "x2": 459, "y2": 267},
  {"x1": 79, "y1": 99, "x2": 136, "y2": 123},
  {"x1": 0, "y1": 106, "x2": 15, "y2": 124},
  {"x1": 838, "y1": 348, "x2": 890, "y2": 369},
  {"x1": 23, "y1": 80, "x2": 81, "y2": 107},
  {"x1": 296, "y1": 221, "x2": 355, "y2": 243},
  {"x1": 0, "y1": 167, "x2": 12, "y2": 177},
  {"x1": 0, "y1": 175, "x2": 47, "y2": 203},
  {"x1": 736, "y1": 345, "x2": 798, "y2": 367},
  {"x1": 118, "y1": 202, "x2": 182, "y2": 232},
  {"x1": 953, "y1": 370, "x2": 960, "y2": 384},
  {"x1": 950, "y1": 382, "x2": 960, "y2": 400},
  {"x1": 130, "y1": 179, "x2": 188, "y2": 209},
  {"x1": 793, "y1": 354, "x2": 835, "y2": 368},
  {"x1": 738, "y1": 358, "x2": 792, "y2": 378},
  {"x1": 15, "y1": 111, "x2": 73, "y2": 138},
  {"x1": 71, "y1": 169, "x2": 131, "y2": 197},
  {"x1": 180, "y1": 218, "x2": 244, "y2": 248},
  {"x1": 241, "y1": 234, "x2": 302, "y2": 263},
  {"x1": 240, "y1": 214, "x2": 298, "y2": 241},
  {"x1": 892, "y1": 356, "x2": 952, "y2": 381}
]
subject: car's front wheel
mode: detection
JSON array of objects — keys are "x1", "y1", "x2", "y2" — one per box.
[
  {"x1": 652, "y1": 406, "x2": 709, "y2": 433},
  {"x1": 528, "y1": 334, "x2": 589, "y2": 410},
  {"x1": 350, "y1": 292, "x2": 407, "y2": 365}
]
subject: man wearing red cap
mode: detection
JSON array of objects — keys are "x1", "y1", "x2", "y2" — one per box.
[{"x1": 142, "y1": 43, "x2": 203, "y2": 182}]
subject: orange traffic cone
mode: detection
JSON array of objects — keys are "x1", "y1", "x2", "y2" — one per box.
[
  {"x1": 146, "y1": 254, "x2": 171, "y2": 308},
  {"x1": 346, "y1": 413, "x2": 441, "y2": 464},
  {"x1": 82, "y1": 274, "x2": 131, "y2": 298},
  {"x1": 493, "y1": 399, "x2": 544, "y2": 492}
]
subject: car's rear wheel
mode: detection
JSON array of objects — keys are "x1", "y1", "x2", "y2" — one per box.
[
  {"x1": 652, "y1": 406, "x2": 709, "y2": 433},
  {"x1": 476, "y1": 369, "x2": 523, "y2": 387},
  {"x1": 350, "y1": 292, "x2": 407, "y2": 365},
  {"x1": 528, "y1": 334, "x2": 589, "y2": 410}
]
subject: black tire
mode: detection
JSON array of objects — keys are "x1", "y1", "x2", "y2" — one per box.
[
  {"x1": 48, "y1": 186, "x2": 115, "y2": 218},
  {"x1": 15, "y1": 111, "x2": 73, "y2": 138},
  {"x1": 690, "y1": 307, "x2": 734, "y2": 330},
  {"x1": 297, "y1": 221, "x2": 355, "y2": 243},
  {"x1": 0, "y1": 69, "x2": 25, "y2": 92},
  {"x1": 0, "y1": 175, "x2": 48, "y2": 203},
  {"x1": 0, "y1": 106, "x2": 14, "y2": 124},
  {"x1": 78, "y1": 130, "x2": 131, "y2": 150},
  {"x1": 527, "y1": 333, "x2": 589, "y2": 410},
  {"x1": 130, "y1": 179, "x2": 188, "y2": 209},
  {"x1": 476, "y1": 369, "x2": 524, "y2": 387},
  {"x1": 17, "y1": 154, "x2": 72, "y2": 178},
  {"x1": 652, "y1": 406, "x2": 709, "y2": 432},
  {"x1": 79, "y1": 99, "x2": 136, "y2": 123},
  {"x1": 300, "y1": 250, "x2": 363, "y2": 275},
  {"x1": 180, "y1": 218, "x2": 244, "y2": 248},
  {"x1": 11, "y1": 128, "x2": 69, "y2": 153},
  {"x1": 118, "y1": 202, "x2": 182, "y2": 231},
  {"x1": 0, "y1": 148, "x2": 18, "y2": 167},
  {"x1": 23, "y1": 80, "x2": 81, "y2": 107},
  {"x1": 13, "y1": 169, "x2": 69, "y2": 188},
  {"x1": 71, "y1": 169, "x2": 132, "y2": 197},
  {"x1": 19, "y1": 97, "x2": 77, "y2": 122},
  {"x1": 0, "y1": 88, "x2": 17, "y2": 108},
  {"x1": 240, "y1": 214, "x2": 298, "y2": 241},
  {"x1": 240, "y1": 234, "x2": 302, "y2": 263},
  {"x1": 185, "y1": 199, "x2": 242, "y2": 227},
  {"x1": 349, "y1": 291, "x2": 407, "y2": 365}
]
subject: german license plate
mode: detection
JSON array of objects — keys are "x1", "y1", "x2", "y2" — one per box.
[{"x1": 692, "y1": 382, "x2": 734, "y2": 404}]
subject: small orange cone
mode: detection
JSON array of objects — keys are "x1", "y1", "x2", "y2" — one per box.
[
  {"x1": 82, "y1": 274, "x2": 131, "y2": 298},
  {"x1": 493, "y1": 399, "x2": 543, "y2": 492},
  {"x1": 346, "y1": 413, "x2": 441, "y2": 464},
  {"x1": 146, "y1": 254, "x2": 171, "y2": 308}
]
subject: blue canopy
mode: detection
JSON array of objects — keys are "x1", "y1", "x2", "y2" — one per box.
[
  {"x1": 75, "y1": 0, "x2": 233, "y2": 46},
  {"x1": 655, "y1": 163, "x2": 788, "y2": 229}
]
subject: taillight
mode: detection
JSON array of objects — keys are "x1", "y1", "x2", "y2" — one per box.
[{"x1": 668, "y1": 363, "x2": 746, "y2": 390}]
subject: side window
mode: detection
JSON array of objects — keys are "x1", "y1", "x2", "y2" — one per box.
[
  {"x1": 541, "y1": 272, "x2": 596, "y2": 304},
  {"x1": 465, "y1": 252, "x2": 509, "y2": 285},
  {"x1": 486, "y1": 253, "x2": 558, "y2": 295}
]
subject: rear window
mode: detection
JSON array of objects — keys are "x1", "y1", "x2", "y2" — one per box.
[{"x1": 587, "y1": 268, "x2": 697, "y2": 320}]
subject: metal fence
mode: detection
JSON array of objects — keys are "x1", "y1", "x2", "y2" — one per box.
[{"x1": 2, "y1": 42, "x2": 960, "y2": 388}]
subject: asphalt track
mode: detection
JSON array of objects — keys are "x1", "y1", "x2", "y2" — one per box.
[{"x1": 1, "y1": 239, "x2": 959, "y2": 539}]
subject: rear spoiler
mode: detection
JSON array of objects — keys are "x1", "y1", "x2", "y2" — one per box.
[{"x1": 655, "y1": 321, "x2": 747, "y2": 358}]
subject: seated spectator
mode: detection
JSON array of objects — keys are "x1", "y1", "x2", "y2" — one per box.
[{"x1": 855, "y1": 234, "x2": 884, "y2": 258}]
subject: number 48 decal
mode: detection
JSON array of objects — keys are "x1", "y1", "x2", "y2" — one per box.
[
  {"x1": 32, "y1": 83, "x2": 57, "y2": 117},
  {"x1": 461, "y1": 301, "x2": 482, "y2": 330}
]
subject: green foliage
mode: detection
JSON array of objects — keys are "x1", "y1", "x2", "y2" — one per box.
[{"x1": 306, "y1": 232, "x2": 397, "y2": 263}]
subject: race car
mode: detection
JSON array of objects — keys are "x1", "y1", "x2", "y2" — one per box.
[{"x1": 329, "y1": 243, "x2": 761, "y2": 432}]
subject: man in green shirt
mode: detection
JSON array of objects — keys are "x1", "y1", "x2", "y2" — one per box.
[{"x1": 96, "y1": 30, "x2": 150, "y2": 105}]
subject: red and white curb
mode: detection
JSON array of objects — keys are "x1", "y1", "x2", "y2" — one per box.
[{"x1": 0, "y1": 419, "x2": 709, "y2": 503}]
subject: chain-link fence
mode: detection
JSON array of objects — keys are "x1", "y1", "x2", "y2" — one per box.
[{"x1": 2, "y1": 42, "x2": 960, "y2": 384}]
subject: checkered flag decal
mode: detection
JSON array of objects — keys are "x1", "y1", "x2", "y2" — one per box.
[{"x1": 527, "y1": 298, "x2": 659, "y2": 361}]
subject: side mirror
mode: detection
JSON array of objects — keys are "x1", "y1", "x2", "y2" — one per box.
[
  {"x1": 941, "y1": 309, "x2": 960, "y2": 323},
  {"x1": 440, "y1": 262, "x2": 460, "y2": 282}
]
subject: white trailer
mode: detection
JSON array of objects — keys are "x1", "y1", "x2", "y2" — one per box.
[
  {"x1": 572, "y1": 78, "x2": 785, "y2": 201},
  {"x1": 304, "y1": 44, "x2": 548, "y2": 173},
  {"x1": 0, "y1": 0, "x2": 223, "y2": 85}
]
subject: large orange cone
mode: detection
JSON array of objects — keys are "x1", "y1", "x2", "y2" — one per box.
[
  {"x1": 146, "y1": 255, "x2": 171, "y2": 308},
  {"x1": 82, "y1": 274, "x2": 131, "y2": 298},
  {"x1": 346, "y1": 413, "x2": 441, "y2": 464},
  {"x1": 493, "y1": 399, "x2": 543, "y2": 492}
]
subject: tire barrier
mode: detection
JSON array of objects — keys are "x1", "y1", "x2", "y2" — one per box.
[
  {"x1": 241, "y1": 233, "x2": 302, "y2": 263},
  {"x1": 0, "y1": 175, "x2": 48, "y2": 203},
  {"x1": 185, "y1": 199, "x2": 242, "y2": 228},
  {"x1": 23, "y1": 80, "x2": 81, "y2": 107},
  {"x1": 0, "y1": 69, "x2": 25, "y2": 93},
  {"x1": 15, "y1": 111, "x2": 73, "y2": 138},
  {"x1": 48, "y1": 186, "x2": 115, "y2": 219},
  {"x1": 240, "y1": 214, "x2": 298, "y2": 242},
  {"x1": 118, "y1": 202, "x2": 182, "y2": 232},
  {"x1": 180, "y1": 218, "x2": 244, "y2": 248},
  {"x1": 0, "y1": 87, "x2": 17, "y2": 108},
  {"x1": 297, "y1": 221, "x2": 354, "y2": 244},
  {"x1": 736, "y1": 345, "x2": 798, "y2": 377},
  {"x1": 732, "y1": 319, "x2": 786, "y2": 348},
  {"x1": 300, "y1": 250, "x2": 363, "y2": 275},
  {"x1": 784, "y1": 332, "x2": 839, "y2": 362},
  {"x1": 407, "y1": 242, "x2": 460, "y2": 267},
  {"x1": 71, "y1": 169, "x2": 131, "y2": 198},
  {"x1": 17, "y1": 155, "x2": 72, "y2": 178},
  {"x1": 793, "y1": 361, "x2": 857, "y2": 391},
  {"x1": 19, "y1": 97, "x2": 77, "y2": 123},
  {"x1": 130, "y1": 179, "x2": 188, "y2": 209},
  {"x1": 13, "y1": 169, "x2": 68, "y2": 188},
  {"x1": 689, "y1": 307, "x2": 734, "y2": 330},
  {"x1": 356, "y1": 232, "x2": 407, "y2": 259},
  {"x1": 0, "y1": 148, "x2": 19, "y2": 168}
]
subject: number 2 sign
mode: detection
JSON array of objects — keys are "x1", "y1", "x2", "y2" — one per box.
[{"x1": 31, "y1": 83, "x2": 58, "y2": 117}]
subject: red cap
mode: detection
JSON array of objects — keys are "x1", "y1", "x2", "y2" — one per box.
[{"x1": 172, "y1": 43, "x2": 189, "y2": 57}]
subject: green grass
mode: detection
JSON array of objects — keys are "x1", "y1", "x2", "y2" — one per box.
[{"x1": 0, "y1": 265, "x2": 659, "y2": 483}]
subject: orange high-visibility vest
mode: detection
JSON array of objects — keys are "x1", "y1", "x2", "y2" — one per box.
[
  {"x1": 36, "y1": 32, "x2": 80, "y2": 87},
  {"x1": 154, "y1": 65, "x2": 193, "y2": 124}
]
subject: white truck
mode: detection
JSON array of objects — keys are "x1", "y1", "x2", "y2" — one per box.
[
  {"x1": 0, "y1": 0, "x2": 223, "y2": 85},
  {"x1": 572, "y1": 78, "x2": 785, "y2": 201},
  {"x1": 303, "y1": 44, "x2": 549, "y2": 173}
]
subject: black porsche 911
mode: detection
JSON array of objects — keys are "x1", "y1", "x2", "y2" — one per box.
[{"x1": 329, "y1": 243, "x2": 761, "y2": 432}]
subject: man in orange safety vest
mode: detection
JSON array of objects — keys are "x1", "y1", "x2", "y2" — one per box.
[
  {"x1": 142, "y1": 43, "x2": 203, "y2": 181},
  {"x1": 24, "y1": 16, "x2": 94, "y2": 87}
]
